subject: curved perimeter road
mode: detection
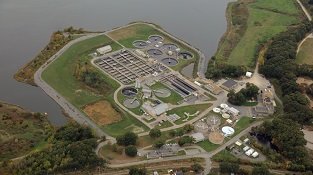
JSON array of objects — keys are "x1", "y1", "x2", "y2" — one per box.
[{"x1": 34, "y1": 33, "x2": 116, "y2": 140}]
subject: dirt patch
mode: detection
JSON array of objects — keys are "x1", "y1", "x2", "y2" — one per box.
[
  {"x1": 209, "y1": 132, "x2": 224, "y2": 145},
  {"x1": 297, "y1": 77, "x2": 313, "y2": 85},
  {"x1": 83, "y1": 100, "x2": 121, "y2": 126}
]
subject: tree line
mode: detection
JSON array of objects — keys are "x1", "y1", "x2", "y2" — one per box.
[
  {"x1": 9, "y1": 124, "x2": 104, "y2": 175},
  {"x1": 256, "y1": 21, "x2": 313, "y2": 172}
]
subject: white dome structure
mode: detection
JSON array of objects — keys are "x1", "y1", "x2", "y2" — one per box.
[
  {"x1": 222, "y1": 126, "x2": 235, "y2": 136},
  {"x1": 222, "y1": 113, "x2": 231, "y2": 119},
  {"x1": 168, "y1": 51, "x2": 173, "y2": 56},
  {"x1": 220, "y1": 103, "x2": 228, "y2": 109},
  {"x1": 213, "y1": 107, "x2": 221, "y2": 113}
]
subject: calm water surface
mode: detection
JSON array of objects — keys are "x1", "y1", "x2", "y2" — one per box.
[{"x1": 0, "y1": 0, "x2": 230, "y2": 125}]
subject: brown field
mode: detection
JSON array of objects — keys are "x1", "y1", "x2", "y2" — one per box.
[
  {"x1": 83, "y1": 100, "x2": 122, "y2": 126},
  {"x1": 108, "y1": 25, "x2": 138, "y2": 41}
]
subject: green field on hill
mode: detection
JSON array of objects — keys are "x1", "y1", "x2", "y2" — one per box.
[
  {"x1": 216, "y1": 0, "x2": 302, "y2": 67},
  {"x1": 296, "y1": 38, "x2": 313, "y2": 65}
]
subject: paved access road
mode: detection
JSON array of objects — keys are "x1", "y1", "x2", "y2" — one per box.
[{"x1": 34, "y1": 33, "x2": 116, "y2": 140}]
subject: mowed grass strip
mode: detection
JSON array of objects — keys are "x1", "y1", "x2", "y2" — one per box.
[
  {"x1": 296, "y1": 38, "x2": 313, "y2": 65},
  {"x1": 167, "y1": 103, "x2": 212, "y2": 125}
]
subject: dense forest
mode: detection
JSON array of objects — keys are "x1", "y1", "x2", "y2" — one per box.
[
  {"x1": 7, "y1": 124, "x2": 104, "y2": 175},
  {"x1": 256, "y1": 21, "x2": 313, "y2": 172}
]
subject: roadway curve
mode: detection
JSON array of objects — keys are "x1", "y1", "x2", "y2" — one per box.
[{"x1": 34, "y1": 33, "x2": 115, "y2": 140}]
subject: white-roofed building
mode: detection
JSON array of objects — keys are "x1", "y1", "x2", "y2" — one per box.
[
  {"x1": 190, "y1": 132, "x2": 205, "y2": 143},
  {"x1": 243, "y1": 146, "x2": 250, "y2": 152},
  {"x1": 252, "y1": 152, "x2": 259, "y2": 158},
  {"x1": 246, "y1": 71, "x2": 253, "y2": 78},
  {"x1": 96, "y1": 45, "x2": 112, "y2": 55}
]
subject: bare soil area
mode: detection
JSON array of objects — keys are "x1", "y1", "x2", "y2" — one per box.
[{"x1": 83, "y1": 100, "x2": 122, "y2": 126}]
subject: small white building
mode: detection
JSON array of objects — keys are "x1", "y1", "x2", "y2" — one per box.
[
  {"x1": 190, "y1": 132, "x2": 205, "y2": 143},
  {"x1": 252, "y1": 152, "x2": 259, "y2": 158},
  {"x1": 96, "y1": 45, "x2": 112, "y2": 55},
  {"x1": 194, "y1": 81, "x2": 202, "y2": 87},
  {"x1": 246, "y1": 71, "x2": 253, "y2": 78}
]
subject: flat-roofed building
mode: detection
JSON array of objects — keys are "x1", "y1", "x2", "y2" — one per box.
[
  {"x1": 221, "y1": 79, "x2": 238, "y2": 91},
  {"x1": 97, "y1": 45, "x2": 112, "y2": 55}
]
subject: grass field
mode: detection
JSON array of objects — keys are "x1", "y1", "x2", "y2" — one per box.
[
  {"x1": 296, "y1": 38, "x2": 313, "y2": 65},
  {"x1": 212, "y1": 150, "x2": 238, "y2": 162},
  {"x1": 197, "y1": 140, "x2": 220, "y2": 152},
  {"x1": 150, "y1": 82, "x2": 184, "y2": 105},
  {"x1": 42, "y1": 35, "x2": 149, "y2": 136},
  {"x1": 167, "y1": 104, "x2": 212, "y2": 124},
  {"x1": 216, "y1": 0, "x2": 302, "y2": 67},
  {"x1": 108, "y1": 23, "x2": 199, "y2": 73},
  {"x1": 137, "y1": 130, "x2": 174, "y2": 148},
  {"x1": 234, "y1": 116, "x2": 254, "y2": 135}
]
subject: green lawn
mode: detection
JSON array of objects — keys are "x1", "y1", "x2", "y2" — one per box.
[
  {"x1": 296, "y1": 38, "x2": 313, "y2": 65},
  {"x1": 42, "y1": 35, "x2": 121, "y2": 107},
  {"x1": 150, "y1": 82, "x2": 184, "y2": 105},
  {"x1": 137, "y1": 130, "x2": 174, "y2": 148},
  {"x1": 197, "y1": 140, "x2": 220, "y2": 152},
  {"x1": 167, "y1": 104, "x2": 212, "y2": 125},
  {"x1": 217, "y1": 0, "x2": 302, "y2": 67},
  {"x1": 155, "y1": 121, "x2": 173, "y2": 129},
  {"x1": 234, "y1": 116, "x2": 254, "y2": 135},
  {"x1": 42, "y1": 35, "x2": 149, "y2": 136},
  {"x1": 212, "y1": 150, "x2": 238, "y2": 162}
]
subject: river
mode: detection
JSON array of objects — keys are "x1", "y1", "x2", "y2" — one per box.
[{"x1": 0, "y1": 0, "x2": 230, "y2": 125}]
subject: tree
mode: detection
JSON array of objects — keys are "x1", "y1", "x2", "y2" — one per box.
[
  {"x1": 125, "y1": 145, "x2": 138, "y2": 157},
  {"x1": 149, "y1": 128, "x2": 161, "y2": 138},
  {"x1": 153, "y1": 140, "x2": 165, "y2": 149},
  {"x1": 183, "y1": 124, "x2": 194, "y2": 133},
  {"x1": 220, "y1": 162, "x2": 240, "y2": 174},
  {"x1": 117, "y1": 132, "x2": 138, "y2": 146},
  {"x1": 309, "y1": 0, "x2": 313, "y2": 5},
  {"x1": 129, "y1": 167, "x2": 147, "y2": 175},
  {"x1": 252, "y1": 166, "x2": 270, "y2": 175},
  {"x1": 191, "y1": 163, "x2": 204, "y2": 173},
  {"x1": 178, "y1": 136, "x2": 194, "y2": 146}
]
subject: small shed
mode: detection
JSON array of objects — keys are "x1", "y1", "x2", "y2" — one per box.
[
  {"x1": 246, "y1": 72, "x2": 253, "y2": 78},
  {"x1": 96, "y1": 45, "x2": 112, "y2": 55}
]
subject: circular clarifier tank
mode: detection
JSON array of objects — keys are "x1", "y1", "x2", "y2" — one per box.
[
  {"x1": 162, "y1": 44, "x2": 178, "y2": 51},
  {"x1": 178, "y1": 51, "x2": 193, "y2": 59},
  {"x1": 123, "y1": 98, "x2": 140, "y2": 109},
  {"x1": 133, "y1": 40, "x2": 148, "y2": 48},
  {"x1": 122, "y1": 87, "x2": 138, "y2": 97},
  {"x1": 148, "y1": 35, "x2": 163, "y2": 43},
  {"x1": 161, "y1": 57, "x2": 178, "y2": 66},
  {"x1": 147, "y1": 49, "x2": 163, "y2": 57}
]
